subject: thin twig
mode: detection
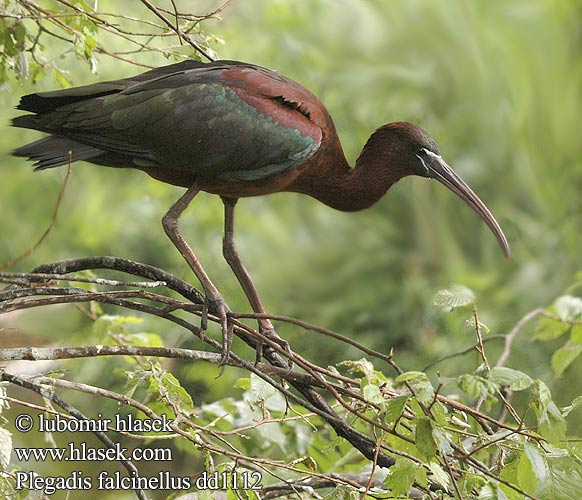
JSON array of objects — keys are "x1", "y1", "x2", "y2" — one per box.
[
  {"x1": 1, "y1": 264, "x2": 543, "y2": 441},
  {"x1": 0, "y1": 256, "x2": 547, "y2": 489},
  {"x1": 423, "y1": 335, "x2": 505, "y2": 371},
  {"x1": 139, "y1": 0, "x2": 214, "y2": 60},
  {"x1": 0, "y1": 371, "x2": 148, "y2": 500},
  {"x1": 362, "y1": 429, "x2": 388, "y2": 500},
  {"x1": 472, "y1": 304, "x2": 490, "y2": 370},
  {"x1": 0, "y1": 271, "x2": 166, "y2": 288},
  {"x1": 232, "y1": 311, "x2": 394, "y2": 364},
  {"x1": 442, "y1": 453, "x2": 464, "y2": 500},
  {"x1": 496, "y1": 308, "x2": 545, "y2": 367},
  {"x1": 0, "y1": 162, "x2": 71, "y2": 270}
]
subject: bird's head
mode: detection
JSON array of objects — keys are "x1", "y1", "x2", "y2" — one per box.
[{"x1": 369, "y1": 122, "x2": 510, "y2": 257}]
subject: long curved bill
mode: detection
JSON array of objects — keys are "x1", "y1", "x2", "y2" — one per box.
[{"x1": 421, "y1": 150, "x2": 510, "y2": 258}]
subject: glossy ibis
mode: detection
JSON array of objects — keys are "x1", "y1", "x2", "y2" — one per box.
[{"x1": 12, "y1": 59, "x2": 510, "y2": 363}]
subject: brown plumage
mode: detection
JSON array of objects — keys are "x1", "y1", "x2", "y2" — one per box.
[{"x1": 12, "y1": 60, "x2": 510, "y2": 363}]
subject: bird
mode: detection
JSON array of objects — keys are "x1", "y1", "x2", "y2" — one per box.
[{"x1": 11, "y1": 59, "x2": 510, "y2": 363}]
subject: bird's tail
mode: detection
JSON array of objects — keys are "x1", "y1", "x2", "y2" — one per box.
[{"x1": 12, "y1": 135, "x2": 103, "y2": 171}]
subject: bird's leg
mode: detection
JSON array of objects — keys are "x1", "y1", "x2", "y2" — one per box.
[
  {"x1": 162, "y1": 184, "x2": 233, "y2": 365},
  {"x1": 221, "y1": 197, "x2": 291, "y2": 364}
]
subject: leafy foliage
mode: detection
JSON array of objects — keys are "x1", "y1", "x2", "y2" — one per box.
[
  {"x1": 0, "y1": 0, "x2": 219, "y2": 87},
  {"x1": 533, "y1": 293, "x2": 582, "y2": 378},
  {"x1": 434, "y1": 284, "x2": 476, "y2": 312},
  {"x1": 1, "y1": 276, "x2": 581, "y2": 498}
]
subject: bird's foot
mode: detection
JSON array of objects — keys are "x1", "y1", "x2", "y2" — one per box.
[
  {"x1": 201, "y1": 294, "x2": 234, "y2": 373},
  {"x1": 255, "y1": 326, "x2": 293, "y2": 368}
]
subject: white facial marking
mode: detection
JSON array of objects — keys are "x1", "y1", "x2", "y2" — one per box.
[
  {"x1": 415, "y1": 147, "x2": 435, "y2": 175},
  {"x1": 424, "y1": 149, "x2": 442, "y2": 162},
  {"x1": 415, "y1": 154, "x2": 429, "y2": 175}
]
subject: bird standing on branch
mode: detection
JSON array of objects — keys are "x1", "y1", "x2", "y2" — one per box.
[{"x1": 12, "y1": 59, "x2": 510, "y2": 364}]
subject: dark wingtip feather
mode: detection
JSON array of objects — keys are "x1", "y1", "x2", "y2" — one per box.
[
  {"x1": 33, "y1": 163, "x2": 59, "y2": 171},
  {"x1": 16, "y1": 93, "x2": 46, "y2": 113},
  {"x1": 12, "y1": 147, "x2": 26, "y2": 158},
  {"x1": 11, "y1": 115, "x2": 37, "y2": 130},
  {"x1": 13, "y1": 136, "x2": 103, "y2": 170}
]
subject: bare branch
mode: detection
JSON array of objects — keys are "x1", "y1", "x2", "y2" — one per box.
[
  {"x1": 0, "y1": 271, "x2": 166, "y2": 288},
  {"x1": 139, "y1": 0, "x2": 215, "y2": 61},
  {"x1": 0, "y1": 371, "x2": 148, "y2": 500},
  {"x1": 496, "y1": 308, "x2": 545, "y2": 367},
  {"x1": 0, "y1": 257, "x2": 556, "y2": 497}
]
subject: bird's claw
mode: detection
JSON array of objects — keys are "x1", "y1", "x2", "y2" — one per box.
[
  {"x1": 201, "y1": 294, "x2": 234, "y2": 374},
  {"x1": 256, "y1": 327, "x2": 293, "y2": 369},
  {"x1": 217, "y1": 304, "x2": 234, "y2": 370}
]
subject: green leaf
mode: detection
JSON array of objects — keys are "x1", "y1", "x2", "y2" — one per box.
[
  {"x1": 430, "y1": 401, "x2": 449, "y2": 426},
  {"x1": 449, "y1": 414, "x2": 472, "y2": 429},
  {"x1": 83, "y1": 34, "x2": 97, "y2": 58},
  {"x1": 432, "y1": 427, "x2": 453, "y2": 456},
  {"x1": 204, "y1": 450, "x2": 213, "y2": 471},
  {"x1": 70, "y1": 0, "x2": 96, "y2": 11},
  {"x1": 237, "y1": 489, "x2": 260, "y2": 500},
  {"x1": 323, "y1": 487, "x2": 360, "y2": 500},
  {"x1": 545, "y1": 446, "x2": 582, "y2": 500},
  {"x1": 459, "y1": 473, "x2": 487, "y2": 496},
  {"x1": 538, "y1": 401, "x2": 567, "y2": 444},
  {"x1": 30, "y1": 61, "x2": 45, "y2": 84},
  {"x1": 456, "y1": 374, "x2": 497, "y2": 400},
  {"x1": 428, "y1": 462, "x2": 450, "y2": 489},
  {"x1": 555, "y1": 295, "x2": 582, "y2": 321},
  {"x1": 194, "y1": 491, "x2": 214, "y2": 500},
  {"x1": 414, "y1": 463, "x2": 428, "y2": 488},
  {"x1": 384, "y1": 395, "x2": 409, "y2": 424},
  {"x1": 338, "y1": 358, "x2": 375, "y2": 378},
  {"x1": 533, "y1": 317, "x2": 569, "y2": 341},
  {"x1": 415, "y1": 417, "x2": 437, "y2": 459},
  {"x1": 395, "y1": 371, "x2": 427, "y2": 383},
  {"x1": 12, "y1": 21, "x2": 27, "y2": 49},
  {"x1": 488, "y1": 367, "x2": 533, "y2": 391},
  {"x1": 234, "y1": 377, "x2": 251, "y2": 390},
  {"x1": 289, "y1": 455, "x2": 317, "y2": 472},
  {"x1": 51, "y1": 67, "x2": 72, "y2": 88},
  {"x1": 395, "y1": 371, "x2": 434, "y2": 403},
  {"x1": 0, "y1": 427, "x2": 12, "y2": 469},
  {"x1": 92, "y1": 314, "x2": 143, "y2": 340},
  {"x1": 530, "y1": 380, "x2": 566, "y2": 443},
  {"x1": 340, "y1": 358, "x2": 388, "y2": 389},
  {"x1": 532, "y1": 380, "x2": 553, "y2": 410},
  {"x1": 479, "y1": 483, "x2": 510, "y2": 500},
  {"x1": 551, "y1": 341, "x2": 582, "y2": 378},
  {"x1": 246, "y1": 373, "x2": 278, "y2": 403},
  {"x1": 524, "y1": 442, "x2": 549, "y2": 489},
  {"x1": 517, "y1": 442, "x2": 549, "y2": 495},
  {"x1": 531, "y1": 381, "x2": 567, "y2": 444},
  {"x1": 123, "y1": 332, "x2": 164, "y2": 348},
  {"x1": 466, "y1": 318, "x2": 490, "y2": 334},
  {"x1": 362, "y1": 383, "x2": 384, "y2": 405},
  {"x1": 515, "y1": 444, "x2": 582, "y2": 500},
  {"x1": 148, "y1": 363, "x2": 195, "y2": 417},
  {"x1": 384, "y1": 457, "x2": 416, "y2": 496},
  {"x1": 571, "y1": 324, "x2": 582, "y2": 344},
  {"x1": 0, "y1": 386, "x2": 7, "y2": 414},
  {"x1": 434, "y1": 284, "x2": 475, "y2": 312},
  {"x1": 562, "y1": 395, "x2": 582, "y2": 417}
]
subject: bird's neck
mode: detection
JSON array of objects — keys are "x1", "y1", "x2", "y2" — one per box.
[{"x1": 291, "y1": 133, "x2": 406, "y2": 212}]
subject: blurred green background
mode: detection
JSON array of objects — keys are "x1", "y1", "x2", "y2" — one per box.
[{"x1": 1, "y1": 0, "x2": 580, "y2": 416}]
